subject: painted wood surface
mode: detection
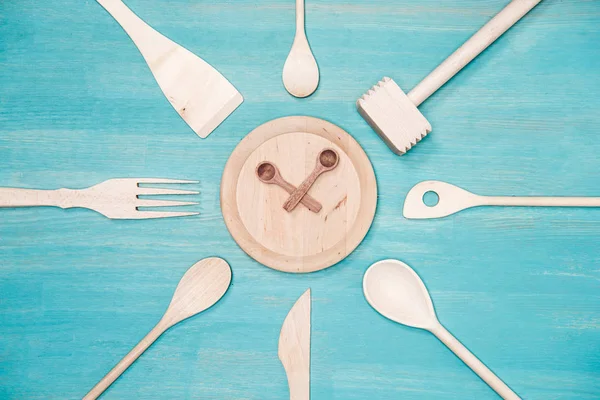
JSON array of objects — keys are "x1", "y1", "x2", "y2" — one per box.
[{"x1": 0, "y1": 1, "x2": 598, "y2": 399}]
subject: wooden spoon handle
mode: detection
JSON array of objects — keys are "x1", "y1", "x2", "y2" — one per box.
[
  {"x1": 277, "y1": 180, "x2": 322, "y2": 213},
  {"x1": 431, "y1": 324, "x2": 520, "y2": 400},
  {"x1": 283, "y1": 167, "x2": 323, "y2": 212},
  {"x1": 481, "y1": 195, "x2": 600, "y2": 208},
  {"x1": 83, "y1": 323, "x2": 166, "y2": 400},
  {"x1": 295, "y1": 0, "x2": 305, "y2": 35}
]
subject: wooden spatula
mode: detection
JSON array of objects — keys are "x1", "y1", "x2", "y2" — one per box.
[{"x1": 96, "y1": 0, "x2": 243, "y2": 138}]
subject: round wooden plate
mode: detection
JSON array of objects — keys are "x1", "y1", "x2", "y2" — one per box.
[{"x1": 221, "y1": 116, "x2": 377, "y2": 273}]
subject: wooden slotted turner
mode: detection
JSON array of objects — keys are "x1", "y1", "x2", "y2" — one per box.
[
  {"x1": 404, "y1": 180, "x2": 600, "y2": 219},
  {"x1": 96, "y1": 0, "x2": 243, "y2": 138}
]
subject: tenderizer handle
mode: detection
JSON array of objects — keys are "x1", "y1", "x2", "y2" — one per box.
[{"x1": 408, "y1": 0, "x2": 542, "y2": 107}]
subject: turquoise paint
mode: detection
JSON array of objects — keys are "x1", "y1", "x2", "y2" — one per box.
[{"x1": 1, "y1": 0, "x2": 599, "y2": 399}]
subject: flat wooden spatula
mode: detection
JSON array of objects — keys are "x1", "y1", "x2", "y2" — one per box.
[{"x1": 96, "y1": 0, "x2": 243, "y2": 138}]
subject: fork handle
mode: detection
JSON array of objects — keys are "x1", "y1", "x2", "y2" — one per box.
[{"x1": 0, "y1": 188, "x2": 75, "y2": 208}]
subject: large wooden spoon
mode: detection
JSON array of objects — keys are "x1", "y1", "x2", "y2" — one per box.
[
  {"x1": 363, "y1": 259, "x2": 520, "y2": 400},
  {"x1": 83, "y1": 257, "x2": 232, "y2": 399}
]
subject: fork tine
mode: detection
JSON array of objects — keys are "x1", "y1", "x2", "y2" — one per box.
[
  {"x1": 137, "y1": 187, "x2": 199, "y2": 196},
  {"x1": 136, "y1": 199, "x2": 199, "y2": 208},
  {"x1": 135, "y1": 178, "x2": 199, "y2": 185},
  {"x1": 133, "y1": 211, "x2": 200, "y2": 220}
]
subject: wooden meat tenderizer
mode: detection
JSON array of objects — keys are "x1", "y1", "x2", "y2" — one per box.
[{"x1": 357, "y1": 0, "x2": 542, "y2": 155}]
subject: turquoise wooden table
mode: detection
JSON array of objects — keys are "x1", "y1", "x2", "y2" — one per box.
[{"x1": 1, "y1": 0, "x2": 598, "y2": 399}]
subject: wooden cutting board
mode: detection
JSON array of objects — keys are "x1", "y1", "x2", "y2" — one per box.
[{"x1": 221, "y1": 116, "x2": 377, "y2": 273}]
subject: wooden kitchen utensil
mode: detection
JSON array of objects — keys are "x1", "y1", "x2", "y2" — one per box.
[
  {"x1": 256, "y1": 162, "x2": 323, "y2": 213},
  {"x1": 96, "y1": 0, "x2": 243, "y2": 138},
  {"x1": 221, "y1": 116, "x2": 377, "y2": 273},
  {"x1": 283, "y1": 149, "x2": 339, "y2": 212},
  {"x1": 363, "y1": 260, "x2": 520, "y2": 400},
  {"x1": 279, "y1": 289, "x2": 311, "y2": 400},
  {"x1": 404, "y1": 180, "x2": 600, "y2": 219},
  {"x1": 84, "y1": 257, "x2": 232, "y2": 400},
  {"x1": 357, "y1": 0, "x2": 542, "y2": 154},
  {"x1": 0, "y1": 178, "x2": 199, "y2": 220},
  {"x1": 282, "y1": 0, "x2": 320, "y2": 98}
]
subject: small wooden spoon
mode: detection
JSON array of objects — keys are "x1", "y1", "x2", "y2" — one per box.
[
  {"x1": 282, "y1": 0, "x2": 319, "y2": 98},
  {"x1": 283, "y1": 149, "x2": 339, "y2": 212},
  {"x1": 83, "y1": 257, "x2": 232, "y2": 400},
  {"x1": 256, "y1": 162, "x2": 322, "y2": 213}
]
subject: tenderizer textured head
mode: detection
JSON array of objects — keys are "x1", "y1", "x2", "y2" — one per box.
[{"x1": 357, "y1": 77, "x2": 431, "y2": 155}]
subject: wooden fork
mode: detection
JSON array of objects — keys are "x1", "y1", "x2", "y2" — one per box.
[{"x1": 0, "y1": 178, "x2": 199, "y2": 219}]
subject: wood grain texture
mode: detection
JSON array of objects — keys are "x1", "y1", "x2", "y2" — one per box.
[
  {"x1": 221, "y1": 116, "x2": 377, "y2": 273},
  {"x1": 0, "y1": 0, "x2": 598, "y2": 399}
]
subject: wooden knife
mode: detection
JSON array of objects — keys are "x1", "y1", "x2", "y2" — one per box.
[{"x1": 278, "y1": 289, "x2": 311, "y2": 400}]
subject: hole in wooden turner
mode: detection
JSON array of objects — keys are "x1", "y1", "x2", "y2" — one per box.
[{"x1": 423, "y1": 191, "x2": 439, "y2": 207}]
